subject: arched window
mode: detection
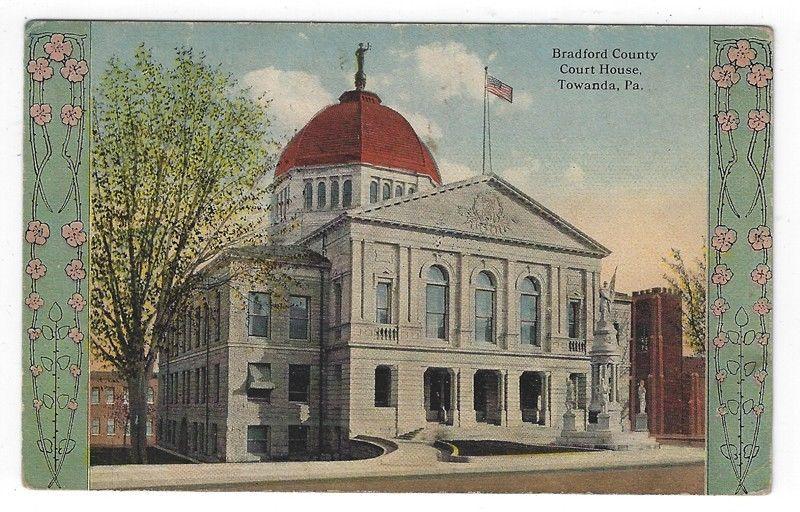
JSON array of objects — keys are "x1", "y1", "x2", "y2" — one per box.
[
  {"x1": 369, "y1": 181, "x2": 379, "y2": 203},
  {"x1": 382, "y1": 183, "x2": 391, "y2": 200},
  {"x1": 374, "y1": 366, "x2": 392, "y2": 407},
  {"x1": 426, "y1": 266, "x2": 449, "y2": 339},
  {"x1": 408, "y1": 186, "x2": 416, "y2": 195},
  {"x1": 317, "y1": 181, "x2": 327, "y2": 209},
  {"x1": 342, "y1": 179, "x2": 353, "y2": 207},
  {"x1": 195, "y1": 307, "x2": 202, "y2": 348},
  {"x1": 330, "y1": 180, "x2": 339, "y2": 208},
  {"x1": 520, "y1": 277, "x2": 540, "y2": 346},
  {"x1": 303, "y1": 181, "x2": 313, "y2": 210},
  {"x1": 474, "y1": 271, "x2": 496, "y2": 343},
  {"x1": 395, "y1": 184, "x2": 403, "y2": 197}
]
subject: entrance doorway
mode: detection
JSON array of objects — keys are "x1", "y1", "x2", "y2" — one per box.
[
  {"x1": 473, "y1": 370, "x2": 502, "y2": 425},
  {"x1": 520, "y1": 371, "x2": 547, "y2": 425},
  {"x1": 424, "y1": 368, "x2": 453, "y2": 425}
]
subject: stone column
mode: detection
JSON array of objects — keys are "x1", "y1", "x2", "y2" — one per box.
[
  {"x1": 459, "y1": 368, "x2": 476, "y2": 427},
  {"x1": 506, "y1": 370, "x2": 522, "y2": 427}
]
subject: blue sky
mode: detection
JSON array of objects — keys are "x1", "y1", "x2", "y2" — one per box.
[{"x1": 91, "y1": 22, "x2": 709, "y2": 291}]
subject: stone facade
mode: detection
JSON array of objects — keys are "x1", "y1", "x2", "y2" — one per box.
[{"x1": 156, "y1": 173, "x2": 635, "y2": 462}]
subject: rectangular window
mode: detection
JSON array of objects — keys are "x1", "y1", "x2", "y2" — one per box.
[
  {"x1": 288, "y1": 364, "x2": 311, "y2": 403},
  {"x1": 194, "y1": 368, "x2": 201, "y2": 404},
  {"x1": 570, "y1": 373, "x2": 588, "y2": 409},
  {"x1": 192, "y1": 422, "x2": 198, "y2": 452},
  {"x1": 520, "y1": 294, "x2": 539, "y2": 345},
  {"x1": 147, "y1": 386, "x2": 154, "y2": 404},
  {"x1": 475, "y1": 290, "x2": 495, "y2": 343},
  {"x1": 106, "y1": 418, "x2": 115, "y2": 435},
  {"x1": 288, "y1": 425, "x2": 309, "y2": 456},
  {"x1": 375, "y1": 281, "x2": 392, "y2": 324},
  {"x1": 374, "y1": 366, "x2": 392, "y2": 407},
  {"x1": 289, "y1": 296, "x2": 310, "y2": 340},
  {"x1": 214, "y1": 364, "x2": 221, "y2": 403},
  {"x1": 91, "y1": 418, "x2": 100, "y2": 435},
  {"x1": 247, "y1": 362, "x2": 274, "y2": 401},
  {"x1": 211, "y1": 423, "x2": 218, "y2": 455},
  {"x1": 248, "y1": 292, "x2": 270, "y2": 337},
  {"x1": 105, "y1": 388, "x2": 115, "y2": 405},
  {"x1": 91, "y1": 387, "x2": 100, "y2": 404},
  {"x1": 146, "y1": 418, "x2": 153, "y2": 437},
  {"x1": 125, "y1": 420, "x2": 131, "y2": 436},
  {"x1": 247, "y1": 425, "x2": 270, "y2": 455},
  {"x1": 568, "y1": 299, "x2": 582, "y2": 338}
]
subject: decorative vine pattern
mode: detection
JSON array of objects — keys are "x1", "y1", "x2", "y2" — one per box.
[
  {"x1": 25, "y1": 31, "x2": 88, "y2": 489},
  {"x1": 710, "y1": 37, "x2": 772, "y2": 495}
]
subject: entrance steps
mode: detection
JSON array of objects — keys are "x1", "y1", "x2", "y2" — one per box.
[{"x1": 397, "y1": 423, "x2": 561, "y2": 445}]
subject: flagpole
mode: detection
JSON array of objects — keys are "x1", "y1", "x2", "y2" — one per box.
[{"x1": 482, "y1": 66, "x2": 488, "y2": 175}]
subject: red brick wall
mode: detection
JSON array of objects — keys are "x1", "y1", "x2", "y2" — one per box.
[
  {"x1": 630, "y1": 288, "x2": 705, "y2": 440},
  {"x1": 89, "y1": 371, "x2": 159, "y2": 448}
]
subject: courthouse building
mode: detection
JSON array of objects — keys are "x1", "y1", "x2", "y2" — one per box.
[{"x1": 156, "y1": 75, "x2": 633, "y2": 462}]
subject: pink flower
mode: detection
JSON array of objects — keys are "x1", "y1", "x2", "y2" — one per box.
[
  {"x1": 67, "y1": 293, "x2": 86, "y2": 312},
  {"x1": 753, "y1": 370, "x2": 767, "y2": 385},
  {"x1": 727, "y1": 39, "x2": 757, "y2": 67},
  {"x1": 711, "y1": 225, "x2": 737, "y2": 253},
  {"x1": 69, "y1": 364, "x2": 81, "y2": 378},
  {"x1": 27, "y1": 58, "x2": 53, "y2": 82},
  {"x1": 25, "y1": 220, "x2": 50, "y2": 245},
  {"x1": 753, "y1": 298, "x2": 772, "y2": 315},
  {"x1": 751, "y1": 264, "x2": 772, "y2": 285},
  {"x1": 717, "y1": 404, "x2": 728, "y2": 417},
  {"x1": 753, "y1": 404, "x2": 764, "y2": 416},
  {"x1": 711, "y1": 264, "x2": 733, "y2": 286},
  {"x1": 712, "y1": 333, "x2": 727, "y2": 348},
  {"x1": 60, "y1": 104, "x2": 83, "y2": 126},
  {"x1": 757, "y1": 332, "x2": 770, "y2": 346},
  {"x1": 65, "y1": 259, "x2": 85, "y2": 281},
  {"x1": 26, "y1": 258, "x2": 47, "y2": 280},
  {"x1": 30, "y1": 365, "x2": 43, "y2": 377},
  {"x1": 33, "y1": 399, "x2": 43, "y2": 411},
  {"x1": 60, "y1": 58, "x2": 88, "y2": 82},
  {"x1": 746, "y1": 63, "x2": 773, "y2": 88},
  {"x1": 716, "y1": 110, "x2": 739, "y2": 132},
  {"x1": 25, "y1": 292, "x2": 44, "y2": 311},
  {"x1": 747, "y1": 109, "x2": 770, "y2": 131},
  {"x1": 748, "y1": 225, "x2": 773, "y2": 250},
  {"x1": 711, "y1": 64, "x2": 740, "y2": 88},
  {"x1": 29, "y1": 104, "x2": 52, "y2": 126},
  {"x1": 715, "y1": 370, "x2": 727, "y2": 382},
  {"x1": 61, "y1": 220, "x2": 86, "y2": 247},
  {"x1": 68, "y1": 327, "x2": 83, "y2": 343},
  {"x1": 66, "y1": 399, "x2": 79, "y2": 411},
  {"x1": 711, "y1": 298, "x2": 730, "y2": 317},
  {"x1": 43, "y1": 34, "x2": 72, "y2": 61},
  {"x1": 27, "y1": 327, "x2": 42, "y2": 341}
]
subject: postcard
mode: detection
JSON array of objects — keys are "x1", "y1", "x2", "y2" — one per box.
[{"x1": 21, "y1": 21, "x2": 773, "y2": 494}]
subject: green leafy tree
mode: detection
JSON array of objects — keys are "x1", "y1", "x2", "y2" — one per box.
[
  {"x1": 90, "y1": 46, "x2": 276, "y2": 463},
  {"x1": 661, "y1": 243, "x2": 707, "y2": 353}
]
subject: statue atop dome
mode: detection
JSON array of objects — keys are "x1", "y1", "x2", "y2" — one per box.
[{"x1": 355, "y1": 42, "x2": 371, "y2": 90}]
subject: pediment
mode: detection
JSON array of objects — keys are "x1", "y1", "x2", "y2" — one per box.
[{"x1": 348, "y1": 175, "x2": 609, "y2": 256}]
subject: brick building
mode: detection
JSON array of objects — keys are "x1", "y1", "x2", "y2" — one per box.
[
  {"x1": 629, "y1": 288, "x2": 705, "y2": 441},
  {"x1": 89, "y1": 368, "x2": 159, "y2": 448}
]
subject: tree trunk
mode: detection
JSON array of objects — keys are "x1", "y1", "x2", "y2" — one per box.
[{"x1": 127, "y1": 368, "x2": 150, "y2": 464}]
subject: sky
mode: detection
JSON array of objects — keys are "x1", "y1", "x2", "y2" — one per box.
[{"x1": 91, "y1": 22, "x2": 708, "y2": 292}]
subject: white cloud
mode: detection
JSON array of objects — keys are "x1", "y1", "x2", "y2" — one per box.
[
  {"x1": 413, "y1": 42, "x2": 486, "y2": 102},
  {"x1": 403, "y1": 111, "x2": 443, "y2": 144},
  {"x1": 438, "y1": 159, "x2": 478, "y2": 184},
  {"x1": 243, "y1": 67, "x2": 334, "y2": 133}
]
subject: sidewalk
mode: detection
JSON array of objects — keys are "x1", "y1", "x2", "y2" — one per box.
[{"x1": 89, "y1": 441, "x2": 704, "y2": 490}]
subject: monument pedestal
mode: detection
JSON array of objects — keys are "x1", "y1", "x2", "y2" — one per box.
[
  {"x1": 634, "y1": 412, "x2": 649, "y2": 432},
  {"x1": 561, "y1": 410, "x2": 577, "y2": 433}
]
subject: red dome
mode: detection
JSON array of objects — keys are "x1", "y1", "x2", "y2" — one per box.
[{"x1": 275, "y1": 90, "x2": 441, "y2": 184}]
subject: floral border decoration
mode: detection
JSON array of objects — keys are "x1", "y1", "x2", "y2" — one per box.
[
  {"x1": 709, "y1": 34, "x2": 772, "y2": 495},
  {"x1": 25, "y1": 30, "x2": 89, "y2": 489}
]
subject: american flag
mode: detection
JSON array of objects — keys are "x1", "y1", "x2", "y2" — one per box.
[{"x1": 486, "y1": 75, "x2": 513, "y2": 103}]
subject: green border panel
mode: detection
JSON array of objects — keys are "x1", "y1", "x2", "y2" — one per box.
[
  {"x1": 706, "y1": 25, "x2": 773, "y2": 495},
  {"x1": 22, "y1": 20, "x2": 91, "y2": 489}
]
